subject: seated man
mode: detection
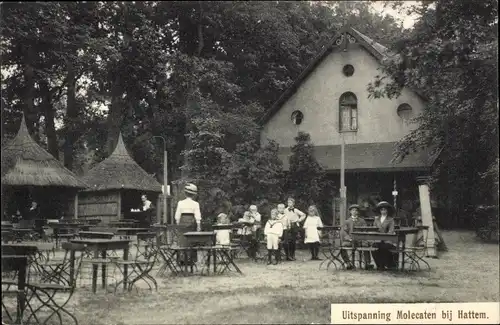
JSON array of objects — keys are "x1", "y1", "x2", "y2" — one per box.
[{"x1": 340, "y1": 204, "x2": 373, "y2": 270}]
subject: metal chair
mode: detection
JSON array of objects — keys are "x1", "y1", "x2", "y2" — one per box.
[{"x1": 24, "y1": 242, "x2": 86, "y2": 325}]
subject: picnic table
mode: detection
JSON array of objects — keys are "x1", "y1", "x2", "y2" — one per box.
[
  {"x1": 47, "y1": 222, "x2": 85, "y2": 248},
  {"x1": 108, "y1": 221, "x2": 138, "y2": 228},
  {"x1": 78, "y1": 231, "x2": 115, "y2": 239},
  {"x1": 116, "y1": 228, "x2": 150, "y2": 237},
  {"x1": 158, "y1": 245, "x2": 242, "y2": 276},
  {"x1": 70, "y1": 238, "x2": 131, "y2": 293},
  {"x1": 351, "y1": 227, "x2": 420, "y2": 271}
]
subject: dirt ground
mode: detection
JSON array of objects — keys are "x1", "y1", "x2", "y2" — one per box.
[{"x1": 5, "y1": 231, "x2": 500, "y2": 324}]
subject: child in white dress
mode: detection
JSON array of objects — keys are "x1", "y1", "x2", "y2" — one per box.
[
  {"x1": 303, "y1": 205, "x2": 323, "y2": 260},
  {"x1": 214, "y1": 213, "x2": 231, "y2": 246},
  {"x1": 264, "y1": 209, "x2": 284, "y2": 265}
]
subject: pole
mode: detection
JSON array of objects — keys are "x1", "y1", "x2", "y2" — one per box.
[
  {"x1": 153, "y1": 136, "x2": 169, "y2": 225},
  {"x1": 393, "y1": 178, "x2": 397, "y2": 211},
  {"x1": 340, "y1": 133, "x2": 346, "y2": 228},
  {"x1": 163, "y1": 148, "x2": 168, "y2": 225}
]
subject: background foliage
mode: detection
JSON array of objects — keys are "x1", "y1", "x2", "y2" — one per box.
[{"x1": 1, "y1": 1, "x2": 497, "y2": 237}]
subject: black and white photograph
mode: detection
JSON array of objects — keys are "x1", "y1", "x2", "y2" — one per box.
[{"x1": 1, "y1": 1, "x2": 498, "y2": 324}]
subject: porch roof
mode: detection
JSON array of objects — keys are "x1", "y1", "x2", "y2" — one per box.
[{"x1": 278, "y1": 142, "x2": 439, "y2": 172}]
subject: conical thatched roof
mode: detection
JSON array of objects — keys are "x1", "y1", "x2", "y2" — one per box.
[
  {"x1": 82, "y1": 132, "x2": 162, "y2": 192},
  {"x1": 1, "y1": 115, "x2": 88, "y2": 188}
]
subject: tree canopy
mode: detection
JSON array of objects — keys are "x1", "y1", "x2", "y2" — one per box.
[
  {"x1": 2, "y1": 1, "x2": 496, "y2": 234},
  {"x1": 369, "y1": 0, "x2": 498, "y2": 230}
]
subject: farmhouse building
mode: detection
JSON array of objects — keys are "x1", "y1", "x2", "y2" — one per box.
[{"x1": 259, "y1": 25, "x2": 439, "y2": 221}]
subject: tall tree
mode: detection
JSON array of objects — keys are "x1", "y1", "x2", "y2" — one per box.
[
  {"x1": 368, "y1": 0, "x2": 498, "y2": 229},
  {"x1": 286, "y1": 132, "x2": 333, "y2": 216}
]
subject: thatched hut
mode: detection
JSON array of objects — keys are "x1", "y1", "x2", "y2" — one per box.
[
  {"x1": 79, "y1": 132, "x2": 162, "y2": 224},
  {"x1": 1, "y1": 115, "x2": 88, "y2": 220}
]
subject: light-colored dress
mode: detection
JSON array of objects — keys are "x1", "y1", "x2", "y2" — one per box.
[
  {"x1": 303, "y1": 215, "x2": 323, "y2": 243},
  {"x1": 215, "y1": 229, "x2": 231, "y2": 246}
]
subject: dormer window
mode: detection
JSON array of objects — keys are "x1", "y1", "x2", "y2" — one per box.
[
  {"x1": 339, "y1": 92, "x2": 358, "y2": 132},
  {"x1": 291, "y1": 110, "x2": 304, "y2": 125}
]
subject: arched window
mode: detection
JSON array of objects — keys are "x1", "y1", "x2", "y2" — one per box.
[
  {"x1": 339, "y1": 92, "x2": 358, "y2": 132},
  {"x1": 291, "y1": 110, "x2": 304, "y2": 125}
]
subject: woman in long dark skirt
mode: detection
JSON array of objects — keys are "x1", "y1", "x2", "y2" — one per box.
[
  {"x1": 174, "y1": 183, "x2": 201, "y2": 265},
  {"x1": 371, "y1": 201, "x2": 399, "y2": 270}
]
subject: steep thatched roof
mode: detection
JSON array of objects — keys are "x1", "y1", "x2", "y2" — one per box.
[
  {"x1": 1, "y1": 115, "x2": 88, "y2": 188},
  {"x1": 82, "y1": 132, "x2": 162, "y2": 193}
]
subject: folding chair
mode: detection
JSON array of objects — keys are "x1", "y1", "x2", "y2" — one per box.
[
  {"x1": 318, "y1": 229, "x2": 344, "y2": 271},
  {"x1": 211, "y1": 246, "x2": 243, "y2": 275},
  {"x1": 112, "y1": 242, "x2": 159, "y2": 292},
  {"x1": 1, "y1": 247, "x2": 30, "y2": 324},
  {"x1": 24, "y1": 242, "x2": 86, "y2": 325},
  {"x1": 390, "y1": 226, "x2": 431, "y2": 273},
  {"x1": 156, "y1": 227, "x2": 185, "y2": 277}
]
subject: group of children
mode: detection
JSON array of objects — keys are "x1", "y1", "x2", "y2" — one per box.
[
  {"x1": 214, "y1": 205, "x2": 262, "y2": 258},
  {"x1": 264, "y1": 202, "x2": 324, "y2": 265},
  {"x1": 214, "y1": 197, "x2": 324, "y2": 265}
]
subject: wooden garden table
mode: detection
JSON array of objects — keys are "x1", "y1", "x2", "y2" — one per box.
[
  {"x1": 70, "y1": 238, "x2": 131, "y2": 293},
  {"x1": 351, "y1": 227, "x2": 419, "y2": 271}
]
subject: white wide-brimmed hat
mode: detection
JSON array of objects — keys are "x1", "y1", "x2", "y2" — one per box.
[
  {"x1": 375, "y1": 201, "x2": 394, "y2": 215},
  {"x1": 184, "y1": 183, "x2": 198, "y2": 195}
]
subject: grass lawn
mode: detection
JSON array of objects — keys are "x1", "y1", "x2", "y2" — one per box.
[{"x1": 46, "y1": 231, "x2": 500, "y2": 324}]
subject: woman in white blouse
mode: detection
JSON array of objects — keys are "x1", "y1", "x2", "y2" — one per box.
[{"x1": 303, "y1": 205, "x2": 323, "y2": 260}]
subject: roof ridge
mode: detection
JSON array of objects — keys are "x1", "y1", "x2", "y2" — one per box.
[
  {"x1": 82, "y1": 132, "x2": 162, "y2": 192},
  {"x1": 1, "y1": 113, "x2": 88, "y2": 188}
]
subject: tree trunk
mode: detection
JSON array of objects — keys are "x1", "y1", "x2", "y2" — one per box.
[
  {"x1": 23, "y1": 46, "x2": 37, "y2": 140},
  {"x1": 39, "y1": 80, "x2": 59, "y2": 158},
  {"x1": 104, "y1": 2, "x2": 130, "y2": 156},
  {"x1": 182, "y1": 1, "x2": 205, "y2": 180},
  {"x1": 64, "y1": 59, "x2": 78, "y2": 169},
  {"x1": 104, "y1": 87, "x2": 124, "y2": 156}
]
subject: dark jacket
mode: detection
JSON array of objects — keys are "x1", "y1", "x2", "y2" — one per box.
[
  {"x1": 374, "y1": 216, "x2": 395, "y2": 234},
  {"x1": 25, "y1": 206, "x2": 40, "y2": 220},
  {"x1": 342, "y1": 217, "x2": 367, "y2": 241}
]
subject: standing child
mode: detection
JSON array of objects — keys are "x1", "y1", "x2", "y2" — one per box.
[
  {"x1": 238, "y1": 211, "x2": 257, "y2": 258},
  {"x1": 303, "y1": 205, "x2": 324, "y2": 260},
  {"x1": 264, "y1": 209, "x2": 284, "y2": 265},
  {"x1": 249, "y1": 205, "x2": 262, "y2": 234},
  {"x1": 276, "y1": 203, "x2": 291, "y2": 260},
  {"x1": 249, "y1": 205, "x2": 262, "y2": 256},
  {"x1": 214, "y1": 213, "x2": 231, "y2": 246},
  {"x1": 284, "y1": 197, "x2": 306, "y2": 261}
]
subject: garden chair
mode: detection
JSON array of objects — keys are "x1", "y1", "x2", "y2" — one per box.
[
  {"x1": 318, "y1": 228, "x2": 344, "y2": 271},
  {"x1": 24, "y1": 242, "x2": 86, "y2": 325},
  {"x1": 156, "y1": 226, "x2": 185, "y2": 277},
  {"x1": 389, "y1": 225, "x2": 431, "y2": 273},
  {"x1": 1, "y1": 246, "x2": 32, "y2": 324},
  {"x1": 112, "y1": 240, "x2": 159, "y2": 292}
]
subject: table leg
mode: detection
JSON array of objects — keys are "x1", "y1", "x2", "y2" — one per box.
[
  {"x1": 213, "y1": 249, "x2": 217, "y2": 274},
  {"x1": 351, "y1": 246, "x2": 356, "y2": 269},
  {"x1": 16, "y1": 258, "x2": 27, "y2": 324},
  {"x1": 101, "y1": 250, "x2": 107, "y2": 289},
  {"x1": 206, "y1": 249, "x2": 211, "y2": 275},
  {"x1": 55, "y1": 229, "x2": 59, "y2": 249},
  {"x1": 400, "y1": 238, "x2": 406, "y2": 271},
  {"x1": 92, "y1": 250, "x2": 98, "y2": 293},
  {"x1": 190, "y1": 249, "x2": 194, "y2": 274},
  {"x1": 123, "y1": 247, "x2": 129, "y2": 291}
]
